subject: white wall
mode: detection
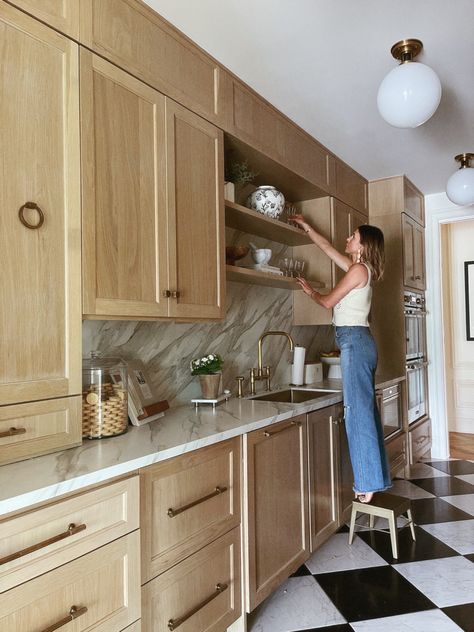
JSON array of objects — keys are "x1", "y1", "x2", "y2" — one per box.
[{"x1": 425, "y1": 193, "x2": 474, "y2": 456}]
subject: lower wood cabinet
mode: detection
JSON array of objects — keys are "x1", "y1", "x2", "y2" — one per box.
[
  {"x1": 337, "y1": 415, "x2": 355, "y2": 524},
  {"x1": 409, "y1": 416, "x2": 432, "y2": 464},
  {"x1": 243, "y1": 415, "x2": 309, "y2": 611},
  {"x1": 385, "y1": 432, "x2": 407, "y2": 477},
  {"x1": 142, "y1": 527, "x2": 241, "y2": 632},
  {"x1": 0, "y1": 531, "x2": 141, "y2": 632}
]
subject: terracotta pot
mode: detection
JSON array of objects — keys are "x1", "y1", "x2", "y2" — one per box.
[{"x1": 199, "y1": 373, "x2": 221, "y2": 399}]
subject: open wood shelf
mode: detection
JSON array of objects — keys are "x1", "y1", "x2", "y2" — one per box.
[
  {"x1": 225, "y1": 200, "x2": 312, "y2": 246},
  {"x1": 226, "y1": 265, "x2": 325, "y2": 290}
]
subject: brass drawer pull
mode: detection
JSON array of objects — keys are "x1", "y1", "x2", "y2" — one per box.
[
  {"x1": 167, "y1": 486, "x2": 227, "y2": 518},
  {"x1": 41, "y1": 605, "x2": 88, "y2": 632},
  {"x1": 264, "y1": 420, "x2": 302, "y2": 437},
  {"x1": 162, "y1": 289, "x2": 171, "y2": 298},
  {"x1": 171, "y1": 290, "x2": 180, "y2": 299},
  {"x1": 0, "y1": 522, "x2": 86, "y2": 566},
  {"x1": 168, "y1": 582, "x2": 228, "y2": 630},
  {"x1": 18, "y1": 201, "x2": 45, "y2": 229},
  {"x1": 0, "y1": 426, "x2": 26, "y2": 439}
]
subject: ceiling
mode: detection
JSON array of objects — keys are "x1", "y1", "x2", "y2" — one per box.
[{"x1": 144, "y1": 0, "x2": 474, "y2": 196}]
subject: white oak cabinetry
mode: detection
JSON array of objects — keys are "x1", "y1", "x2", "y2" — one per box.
[
  {"x1": 6, "y1": 0, "x2": 80, "y2": 38},
  {"x1": 402, "y1": 213, "x2": 425, "y2": 291},
  {"x1": 408, "y1": 416, "x2": 432, "y2": 463},
  {"x1": 243, "y1": 415, "x2": 309, "y2": 611},
  {"x1": 0, "y1": 3, "x2": 82, "y2": 464},
  {"x1": 0, "y1": 477, "x2": 141, "y2": 631},
  {"x1": 81, "y1": 51, "x2": 225, "y2": 320},
  {"x1": 140, "y1": 438, "x2": 241, "y2": 632}
]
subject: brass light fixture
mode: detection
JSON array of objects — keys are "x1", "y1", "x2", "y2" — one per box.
[
  {"x1": 377, "y1": 38, "x2": 442, "y2": 128},
  {"x1": 446, "y1": 153, "x2": 474, "y2": 206}
]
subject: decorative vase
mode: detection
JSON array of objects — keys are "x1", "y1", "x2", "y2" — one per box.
[
  {"x1": 246, "y1": 186, "x2": 285, "y2": 219},
  {"x1": 224, "y1": 181, "x2": 235, "y2": 202},
  {"x1": 198, "y1": 373, "x2": 221, "y2": 399}
]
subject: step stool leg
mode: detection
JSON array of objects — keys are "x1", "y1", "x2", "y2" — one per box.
[
  {"x1": 388, "y1": 511, "x2": 399, "y2": 559},
  {"x1": 369, "y1": 513, "x2": 375, "y2": 529},
  {"x1": 407, "y1": 508, "x2": 416, "y2": 541},
  {"x1": 348, "y1": 506, "x2": 358, "y2": 545}
]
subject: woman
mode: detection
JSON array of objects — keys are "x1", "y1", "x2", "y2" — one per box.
[{"x1": 290, "y1": 214, "x2": 391, "y2": 503}]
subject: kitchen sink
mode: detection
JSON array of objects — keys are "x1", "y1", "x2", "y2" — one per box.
[{"x1": 250, "y1": 388, "x2": 340, "y2": 403}]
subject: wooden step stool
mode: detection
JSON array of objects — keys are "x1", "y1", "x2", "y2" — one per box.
[{"x1": 348, "y1": 492, "x2": 416, "y2": 559}]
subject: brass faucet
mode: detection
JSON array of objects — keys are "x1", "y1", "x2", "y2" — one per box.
[{"x1": 250, "y1": 331, "x2": 295, "y2": 395}]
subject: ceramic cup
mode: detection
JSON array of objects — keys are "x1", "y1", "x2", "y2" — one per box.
[{"x1": 251, "y1": 248, "x2": 272, "y2": 265}]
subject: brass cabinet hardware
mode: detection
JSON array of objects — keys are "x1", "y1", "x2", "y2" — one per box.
[
  {"x1": 171, "y1": 290, "x2": 180, "y2": 299},
  {"x1": 18, "y1": 201, "x2": 45, "y2": 229},
  {"x1": 40, "y1": 605, "x2": 88, "y2": 632},
  {"x1": 167, "y1": 582, "x2": 228, "y2": 630},
  {"x1": 0, "y1": 426, "x2": 26, "y2": 439},
  {"x1": 0, "y1": 522, "x2": 86, "y2": 566},
  {"x1": 167, "y1": 486, "x2": 227, "y2": 518},
  {"x1": 235, "y1": 376, "x2": 245, "y2": 398},
  {"x1": 263, "y1": 420, "x2": 302, "y2": 437},
  {"x1": 162, "y1": 289, "x2": 171, "y2": 298}
]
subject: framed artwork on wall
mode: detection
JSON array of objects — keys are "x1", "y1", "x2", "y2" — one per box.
[{"x1": 465, "y1": 260, "x2": 474, "y2": 341}]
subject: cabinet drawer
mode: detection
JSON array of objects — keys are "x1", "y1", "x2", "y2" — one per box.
[
  {"x1": 0, "y1": 396, "x2": 82, "y2": 466},
  {"x1": 142, "y1": 527, "x2": 241, "y2": 632},
  {"x1": 0, "y1": 476, "x2": 139, "y2": 592},
  {"x1": 0, "y1": 531, "x2": 141, "y2": 631},
  {"x1": 140, "y1": 438, "x2": 240, "y2": 581},
  {"x1": 409, "y1": 417, "x2": 432, "y2": 462}
]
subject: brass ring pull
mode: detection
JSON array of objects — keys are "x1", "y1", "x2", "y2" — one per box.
[
  {"x1": 167, "y1": 486, "x2": 227, "y2": 518},
  {"x1": 18, "y1": 201, "x2": 45, "y2": 229},
  {"x1": 40, "y1": 605, "x2": 88, "y2": 632},
  {"x1": 168, "y1": 583, "x2": 228, "y2": 630},
  {"x1": 0, "y1": 523, "x2": 86, "y2": 566},
  {"x1": 264, "y1": 420, "x2": 302, "y2": 437},
  {"x1": 0, "y1": 426, "x2": 26, "y2": 439}
]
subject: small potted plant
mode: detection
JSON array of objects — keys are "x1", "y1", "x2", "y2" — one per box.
[
  {"x1": 190, "y1": 353, "x2": 224, "y2": 399},
  {"x1": 225, "y1": 159, "x2": 258, "y2": 203}
]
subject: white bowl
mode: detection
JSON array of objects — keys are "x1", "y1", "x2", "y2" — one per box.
[
  {"x1": 321, "y1": 356, "x2": 342, "y2": 379},
  {"x1": 251, "y1": 248, "x2": 272, "y2": 265}
]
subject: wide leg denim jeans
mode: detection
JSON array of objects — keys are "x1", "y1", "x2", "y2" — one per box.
[{"x1": 335, "y1": 326, "x2": 391, "y2": 493}]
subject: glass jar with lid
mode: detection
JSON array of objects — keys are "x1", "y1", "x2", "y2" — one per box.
[{"x1": 82, "y1": 352, "x2": 128, "y2": 439}]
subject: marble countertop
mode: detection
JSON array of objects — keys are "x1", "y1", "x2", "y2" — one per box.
[{"x1": 0, "y1": 375, "x2": 402, "y2": 518}]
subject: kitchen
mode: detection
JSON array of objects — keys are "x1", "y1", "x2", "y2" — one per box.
[{"x1": 1, "y1": 1, "x2": 474, "y2": 631}]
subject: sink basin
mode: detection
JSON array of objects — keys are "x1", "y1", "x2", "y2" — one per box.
[{"x1": 251, "y1": 388, "x2": 340, "y2": 404}]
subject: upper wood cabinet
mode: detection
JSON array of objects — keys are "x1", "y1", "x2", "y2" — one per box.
[
  {"x1": 0, "y1": 4, "x2": 81, "y2": 408},
  {"x1": 329, "y1": 155, "x2": 368, "y2": 215},
  {"x1": 79, "y1": 0, "x2": 230, "y2": 127},
  {"x1": 6, "y1": 0, "x2": 80, "y2": 38},
  {"x1": 81, "y1": 52, "x2": 225, "y2": 320},
  {"x1": 404, "y1": 178, "x2": 425, "y2": 226},
  {"x1": 402, "y1": 213, "x2": 425, "y2": 291},
  {"x1": 243, "y1": 415, "x2": 309, "y2": 611},
  {"x1": 369, "y1": 175, "x2": 425, "y2": 227}
]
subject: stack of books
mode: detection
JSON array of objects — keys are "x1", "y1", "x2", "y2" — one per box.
[{"x1": 244, "y1": 263, "x2": 283, "y2": 275}]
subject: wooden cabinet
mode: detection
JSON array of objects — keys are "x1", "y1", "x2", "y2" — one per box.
[
  {"x1": 142, "y1": 527, "x2": 241, "y2": 632},
  {"x1": 385, "y1": 432, "x2": 407, "y2": 478},
  {"x1": 329, "y1": 155, "x2": 368, "y2": 215},
  {"x1": 402, "y1": 213, "x2": 425, "y2": 290},
  {"x1": 409, "y1": 416, "x2": 432, "y2": 463},
  {"x1": 0, "y1": 3, "x2": 82, "y2": 462},
  {"x1": 81, "y1": 51, "x2": 225, "y2": 320},
  {"x1": 80, "y1": 0, "x2": 229, "y2": 127},
  {"x1": 404, "y1": 178, "x2": 425, "y2": 226},
  {"x1": 243, "y1": 415, "x2": 309, "y2": 611},
  {"x1": 336, "y1": 413, "x2": 355, "y2": 526},
  {"x1": 140, "y1": 438, "x2": 241, "y2": 582},
  {"x1": 0, "y1": 531, "x2": 141, "y2": 632},
  {"x1": 6, "y1": 0, "x2": 80, "y2": 38}
]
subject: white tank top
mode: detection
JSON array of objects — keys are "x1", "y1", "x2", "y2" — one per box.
[{"x1": 333, "y1": 263, "x2": 372, "y2": 327}]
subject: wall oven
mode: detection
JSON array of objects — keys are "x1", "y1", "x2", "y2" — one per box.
[
  {"x1": 406, "y1": 359, "x2": 428, "y2": 424},
  {"x1": 404, "y1": 290, "x2": 426, "y2": 360}
]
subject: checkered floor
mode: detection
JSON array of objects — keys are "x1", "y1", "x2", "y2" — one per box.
[{"x1": 248, "y1": 459, "x2": 474, "y2": 632}]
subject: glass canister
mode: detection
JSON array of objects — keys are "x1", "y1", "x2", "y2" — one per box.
[{"x1": 82, "y1": 352, "x2": 128, "y2": 439}]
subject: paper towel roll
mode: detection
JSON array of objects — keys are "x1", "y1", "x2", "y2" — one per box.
[{"x1": 291, "y1": 346, "x2": 306, "y2": 385}]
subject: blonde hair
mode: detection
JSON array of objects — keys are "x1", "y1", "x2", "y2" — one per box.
[{"x1": 358, "y1": 224, "x2": 385, "y2": 281}]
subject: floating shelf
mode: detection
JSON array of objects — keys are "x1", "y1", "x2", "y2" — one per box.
[
  {"x1": 226, "y1": 265, "x2": 325, "y2": 290},
  {"x1": 225, "y1": 200, "x2": 312, "y2": 246}
]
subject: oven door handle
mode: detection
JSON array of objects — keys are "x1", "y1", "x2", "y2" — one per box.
[{"x1": 406, "y1": 361, "x2": 429, "y2": 371}]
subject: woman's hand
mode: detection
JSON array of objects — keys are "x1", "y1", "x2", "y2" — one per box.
[
  {"x1": 288, "y1": 214, "x2": 310, "y2": 231},
  {"x1": 295, "y1": 276, "x2": 315, "y2": 298}
]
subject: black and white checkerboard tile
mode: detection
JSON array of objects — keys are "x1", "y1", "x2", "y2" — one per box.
[{"x1": 248, "y1": 460, "x2": 474, "y2": 632}]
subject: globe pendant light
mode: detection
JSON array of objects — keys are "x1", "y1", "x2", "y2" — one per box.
[
  {"x1": 446, "y1": 153, "x2": 474, "y2": 206},
  {"x1": 377, "y1": 39, "x2": 442, "y2": 128}
]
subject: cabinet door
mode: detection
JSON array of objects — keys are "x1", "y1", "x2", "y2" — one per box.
[
  {"x1": 402, "y1": 214, "x2": 425, "y2": 290},
  {"x1": 0, "y1": 5, "x2": 81, "y2": 406},
  {"x1": 166, "y1": 100, "x2": 226, "y2": 319},
  {"x1": 244, "y1": 416, "x2": 309, "y2": 611},
  {"x1": 336, "y1": 410, "x2": 354, "y2": 525},
  {"x1": 329, "y1": 156, "x2": 368, "y2": 214},
  {"x1": 307, "y1": 407, "x2": 338, "y2": 551},
  {"x1": 7, "y1": 0, "x2": 79, "y2": 38},
  {"x1": 404, "y1": 178, "x2": 425, "y2": 226},
  {"x1": 332, "y1": 199, "x2": 352, "y2": 285},
  {"x1": 81, "y1": 51, "x2": 169, "y2": 318},
  {"x1": 412, "y1": 221, "x2": 425, "y2": 290}
]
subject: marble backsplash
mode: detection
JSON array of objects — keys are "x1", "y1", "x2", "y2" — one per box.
[{"x1": 83, "y1": 282, "x2": 335, "y2": 407}]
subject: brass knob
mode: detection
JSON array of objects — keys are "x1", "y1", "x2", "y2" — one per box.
[{"x1": 162, "y1": 290, "x2": 171, "y2": 298}]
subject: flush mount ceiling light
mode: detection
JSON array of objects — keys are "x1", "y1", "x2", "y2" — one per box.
[
  {"x1": 377, "y1": 38, "x2": 442, "y2": 128},
  {"x1": 446, "y1": 153, "x2": 474, "y2": 206}
]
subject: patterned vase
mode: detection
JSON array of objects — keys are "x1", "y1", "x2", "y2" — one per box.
[
  {"x1": 198, "y1": 373, "x2": 221, "y2": 399},
  {"x1": 246, "y1": 186, "x2": 285, "y2": 219}
]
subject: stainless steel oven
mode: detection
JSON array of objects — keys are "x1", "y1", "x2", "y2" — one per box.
[
  {"x1": 404, "y1": 290, "x2": 426, "y2": 360},
  {"x1": 406, "y1": 359, "x2": 428, "y2": 424}
]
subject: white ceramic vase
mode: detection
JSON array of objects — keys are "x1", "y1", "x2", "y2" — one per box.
[{"x1": 246, "y1": 186, "x2": 285, "y2": 219}]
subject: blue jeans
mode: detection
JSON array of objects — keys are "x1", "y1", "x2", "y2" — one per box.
[{"x1": 335, "y1": 326, "x2": 391, "y2": 493}]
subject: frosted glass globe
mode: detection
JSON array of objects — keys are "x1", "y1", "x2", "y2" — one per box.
[
  {"x1": 446, "y1": 168, "x2": 474, "y2": 206},
  {"x1": 377, "y1": 62, "x2": 442, "y2": 128}
]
